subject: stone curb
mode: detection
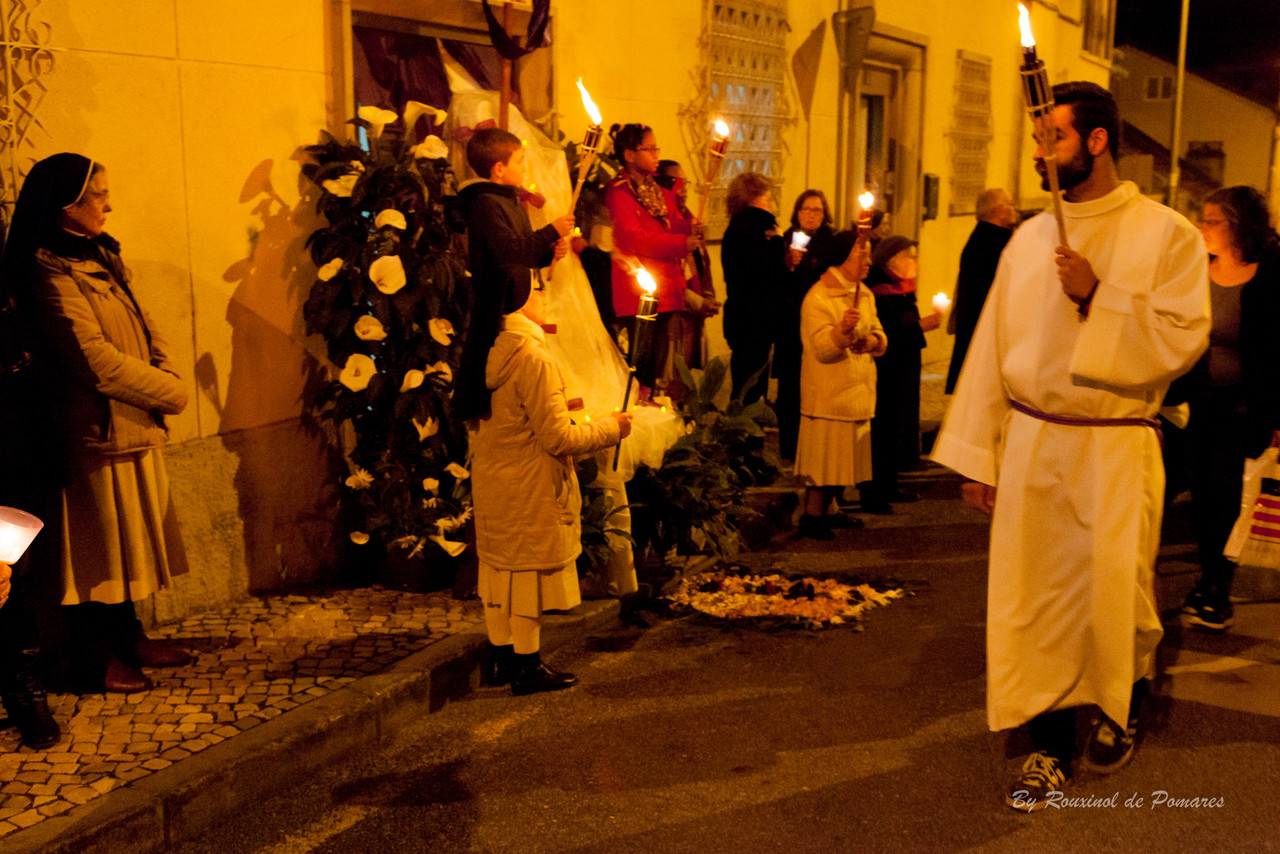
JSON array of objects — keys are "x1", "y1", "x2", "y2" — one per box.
[{"x1": 6, "y1": 599, "x2": 621, "y2": 854}]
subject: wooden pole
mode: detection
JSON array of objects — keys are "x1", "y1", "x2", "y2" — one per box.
[{"x1": 499, "y1": 2, "x2": 513, "y2": 129}]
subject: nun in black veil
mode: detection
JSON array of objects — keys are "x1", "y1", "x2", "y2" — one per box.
[{"x1": 3, "y1": 153, "x2": 191, "y2": 694}]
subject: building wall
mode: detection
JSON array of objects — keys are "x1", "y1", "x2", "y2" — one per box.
[
  {"x1": 1112, "y1": 45, "x2": 1275, "y2": 193},
  {"x1": 9, "y1": 1, "x2": 342, "y2": 620}
]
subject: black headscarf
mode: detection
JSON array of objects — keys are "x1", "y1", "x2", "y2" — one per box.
[
  {"x1": 0, "y1": 153, "x2": 119, "y2": 298},
  {"x1": 453, "y1": 263, "x2": 534, "y2": 421}
]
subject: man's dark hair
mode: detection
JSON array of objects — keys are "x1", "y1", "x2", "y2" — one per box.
[
  {"x1": 610, "y1": 123, "x2": 653, "y2": 160},
  {"x1": 466, "y1": 127, "x2": 522, "y2": 179},
  {"x1": 1052, "y1": 81, "x2": 1120, "y2": 159},
  {"x1": 657, "y1": 159, "x2": 681, "y2": 176}
]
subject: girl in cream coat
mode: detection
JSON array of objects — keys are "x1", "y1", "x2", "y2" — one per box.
[{"x1": 794, "y1": 232, "x2": 886, "y2": 539}]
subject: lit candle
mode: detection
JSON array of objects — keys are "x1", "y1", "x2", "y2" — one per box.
[
  {"x1": 932, "y1": 292, "x2": 952, "y2": 313},
  {"x1": 790, "y1": 231, "x2": 811, "y2": 251},
  {"x1": 613, "y1": 268, "x2": 660, "y2": 470},
  {"x1": 856, "y1": 192, "x2": 876, "y2": 240},
  {"x1": 0, "y1": 506, "x2": 43, "y2": 563}
]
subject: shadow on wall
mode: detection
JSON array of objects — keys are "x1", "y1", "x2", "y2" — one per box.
[{"x1": 201, "y1": 156, "x2": 342, "y2": 592}]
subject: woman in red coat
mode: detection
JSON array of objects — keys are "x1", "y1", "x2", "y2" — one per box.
[{"x1": 604, "y1": 123, "x2": 700, "y2": 396}]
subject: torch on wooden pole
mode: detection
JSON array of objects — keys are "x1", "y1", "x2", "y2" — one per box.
[
  {"x1": 696, "y1": 120, "x2": 731, "y2": 225},
  {"x1": 1018, "y1": 3, "x2": 1069, "y2": 248},
  {"x1": 613, "y1": 268, "x2": 659, "y2": 471},
  {"x1": 549, "y1": 79, "x2": 603, "y2": 281}
]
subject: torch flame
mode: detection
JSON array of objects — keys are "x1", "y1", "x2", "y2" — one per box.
[
  {"x1": 577, "y1": 78, "x2": 603, "y2": 126},
  {"x1": 859, "y1": 191, "x2": 875, "y2": 211},
  {"x1": 1018, "y1": 4, "x2": 1035, "y2": 48},
  {"x1": 635, "y1": 267, "x2": 657, "y2": 295},
  {"x1": 714, "y1": 119, "x2": 730, "y2": 138}
]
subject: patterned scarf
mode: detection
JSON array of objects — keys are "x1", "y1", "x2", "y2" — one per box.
[{"x1": 628, "y1": 172, "x2": 669, "y2": 224}]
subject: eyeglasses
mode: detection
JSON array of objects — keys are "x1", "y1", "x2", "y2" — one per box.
[
  {"x1": 633, "y1": 146, "x2": 661, "y2": 153},
  {"x1": 799, "y1": 206, "x2": 825, "y2": 214}
]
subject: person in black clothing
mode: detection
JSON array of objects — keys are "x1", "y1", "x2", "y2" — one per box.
[
  {"x1": 0, "y1": 284, "x2": 63, "y2": 748},
  {"x1": 1180, "y1": 185, "x2": 1280, "y2": 631},
  {"x1": 455, "y1": 127, "x2": 573, "y2": 421},
  {"x1": 721, "y1": 172, "x2": 786, "y2": 404},
  {"x1": 778, "y1": 189, "x2": 836, "y2": 461},
  {"x1": 862, "y1": 235, "x2": 941, "y2": 512},
  {"x1": 945, "y1": 188, "x2": 1017, "y2": 394}
]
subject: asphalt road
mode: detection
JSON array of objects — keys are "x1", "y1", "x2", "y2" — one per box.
[{"x1": 173, "y1": 468, "x2": 1280, "y2": 853}]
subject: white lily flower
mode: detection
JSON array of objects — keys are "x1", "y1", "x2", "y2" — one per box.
[
  {"x1": 429, "y1": 534, "x2": 467, "y2": 557},
  {"x1": 322, "y1": 173, "x2": 359, "y2": 198},
  {"x1": 369, "y1": 255, "x2": 406, "y2": 295},
  {"x1": 428, "y1": 318, "x2": 455, "y2": 345},
  {"x1": 353, "y1": 315, "x2": 387, "y2": 341},
  {"x1": 412, "y1": 417, "x2": 439, "y2": 441},
  {"x1": 403, "y1": 101, "x2": 447, "y2": 132},
  {"x1": 422, "y1": 478, "x2": 439, "y2": 494},
  {"x1": 318, "y1": 258, "x2": 344, "y2": 281},
  {"x1": 344, "y1": 467, "x2": 374, "y2": 490},
  {"x1": 338, "y1": 354, "x2": 377, "y2": 391},
  {"x1": 374, "y1": 209, "x2": 407, "y2": 231},
  {"x1": 445, "y1": 462, "x2": 470, "y2": 480},
  {"x1": 358, "y1": 106, "x2": 399, "y2": 138},
  {"x1": 350, "y1": 531, "x2": 370, "y2": 545},
  {"x1": 400, "y1": 369, "x2": 425, "y2": 393},
  {"x1": 411, "y1": 136, "x2": 450, "y2": 160},
  {"x1": 426, "y1": 361, "x2": 453, "y2": 384}
]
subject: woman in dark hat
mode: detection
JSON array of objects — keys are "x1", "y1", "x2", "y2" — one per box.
[
  {"x1": 861, "y1": 235, "x2": 941, "y2": 513},
  {"x1": 4, "y1": 153, "x2": 191, "y2": 693}
]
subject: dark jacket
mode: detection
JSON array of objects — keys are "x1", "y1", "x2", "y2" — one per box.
[
  {"x1": 946, "y1": 220, "x2": 1011, "y2": 393},
  {"x1": 454, "y1": 181, "x2": 560, "y2": 421},
  {"x1": 776, "y1": 224, "x2": 835, "y2": 375},
  {"x1": 721, "y1": 206, "x2": 786, "y2": 349},
  {"x1": 864, "y1": 266, "x2": 925, "y2": 364}
]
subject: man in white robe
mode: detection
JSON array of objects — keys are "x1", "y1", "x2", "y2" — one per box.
[{"x1": 932, "y1": 82, "x2": 1209, "y2": 812}]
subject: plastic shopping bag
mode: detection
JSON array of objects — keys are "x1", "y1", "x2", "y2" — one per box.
[{"x1": 1224, "y1": 446, "x2": 1280, "y2": 572}]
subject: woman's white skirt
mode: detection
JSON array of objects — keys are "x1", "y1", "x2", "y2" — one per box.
[
  {"x1": 794, "y1": 415, "x2": 872, "y2": 487},
  {"x1": 478, "y1": 560, "x2": 581, "y2": 619}
]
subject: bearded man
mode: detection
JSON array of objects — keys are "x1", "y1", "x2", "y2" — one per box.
[{"x1": 932, "y1": 81, "x2": 1210, "y2": 812}]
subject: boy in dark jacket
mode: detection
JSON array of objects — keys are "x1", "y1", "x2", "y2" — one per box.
[{"x1": 455, "y1": 128, "x2": 573, "y2": 421}]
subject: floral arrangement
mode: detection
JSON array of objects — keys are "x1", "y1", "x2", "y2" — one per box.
[
  {"x1": 667, "y1": 569, "x2": 905, "y2": 630},
  {"x1": 301, "y1": 104, "x2": 472, "y2": 569}
]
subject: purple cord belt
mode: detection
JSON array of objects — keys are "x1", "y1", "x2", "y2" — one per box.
[{"x1": 1009, "y1": 399, "x2": 1163, "y2": 445}]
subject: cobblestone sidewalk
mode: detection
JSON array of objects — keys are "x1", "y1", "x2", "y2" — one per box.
[{"x1": 0, "y1": 587, "x2": 483, "y2": 840}]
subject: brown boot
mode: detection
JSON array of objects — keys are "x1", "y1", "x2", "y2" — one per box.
[{"x1": 103, "y1": 657, "x2": 152, "y2": 693}]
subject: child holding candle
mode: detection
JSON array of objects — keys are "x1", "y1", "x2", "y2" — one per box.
[
  {"x1": 469, "y1": 265, "x2": 632, "y2": 695},
  {"x1": 456, "y1": 127, "x2": 575, "y2": 422},
  {"x1": 794, "y1": 230, "x2": 887, "y2": 539}
]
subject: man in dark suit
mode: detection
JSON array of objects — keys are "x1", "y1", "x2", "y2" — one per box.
[{"x1": 945, "y1": 188, "x2": 1018, "y2": 394}]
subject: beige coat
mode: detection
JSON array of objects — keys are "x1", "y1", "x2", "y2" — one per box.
[
  {"x1": 470, "y1": 313, "x2": 621, "y2": 571},
  {"x1": 34, "y1": 247, "x2": 187, "y2": 456},
  {"x1": 799, "y1": 268, "x2": 886, "y2": 421}
]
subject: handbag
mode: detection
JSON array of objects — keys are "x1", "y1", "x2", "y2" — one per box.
[{"x1": 1224, "y1": 446, "x2": 1280, "y2": 572}]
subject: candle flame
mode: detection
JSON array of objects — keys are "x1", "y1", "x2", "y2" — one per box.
[
  {"x1": 1018, "y1": 4, "x2": 1035, "y2": 48},
  {"x1": 714, "y1": 119, "x2": 730, "y2": 138},
  {"x1": 635, "y1": 267, "x2": 657, "y2": 295},
  {"x1": 577, "y1": 78, "x2": 603, "y2": 126},
  {"x1": 859, "y1": 191, "x2": 875, "y2": 210}
]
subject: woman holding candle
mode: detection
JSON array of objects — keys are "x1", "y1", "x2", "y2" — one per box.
[
  {"x1": 778, "y1": 190, "x2": 836, "y2": 461},
  {"x1": 861, "y1": 235, "x2": 941, "y2": 513},
  {"x1": 2, "y1": 153, "x2": 191, "y2": 694},
  {"x1": 721, "y1": 171, "x2": 787, "y2": 404},
  {"x1": 794, "y1": 230, "x2": 886, "y2": 539},
  {"x1": 1179, "y1": 186, "x2": 1280, "y2": 631},
  {"x1": 604, "y1": 124, "x2": 698, "y2": 400}
]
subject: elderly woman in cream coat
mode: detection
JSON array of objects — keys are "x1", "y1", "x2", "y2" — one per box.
[
  {"x1": 794, "y1": 231, "x2": 886, "y2": 539},
  {"x1": 469, "y1": 269, "x2": 632, "y2": 696}
]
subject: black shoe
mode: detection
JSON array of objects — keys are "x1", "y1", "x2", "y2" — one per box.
[
  {"x1": 1188, "y1": 600, "x2": 1234, "y2": 632},
  {"x1": 0, "y1": 650, "x2": 61, "y2": 750},
  {"x1": 484, "y1": 643, "x2": 516, "y2": 686},
  {"x1": 1182, "y1": 584, "x2": 1207, "y2": 615},
  {"x1": 860, "y1": 499, "x2": 893, "y2": 515},
  {"x1": 886, "y1": 489, "x2": 920, "y2": 503},
  {"x1": 511, "y1": 653, "x2": 577, "y2": 696},
  {"x1": 1005, "y1": 751, "x2": 1067, "y2": 813},
  {"x1": 1082, "y1": 715, "x2": 1136, "y2": 774},
  {"x1": 826, "y1": 513, "x2": 864, "y2": 530},
  {"x1": 797, "y1": 514, "x2": 835, "y2": 540}
]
